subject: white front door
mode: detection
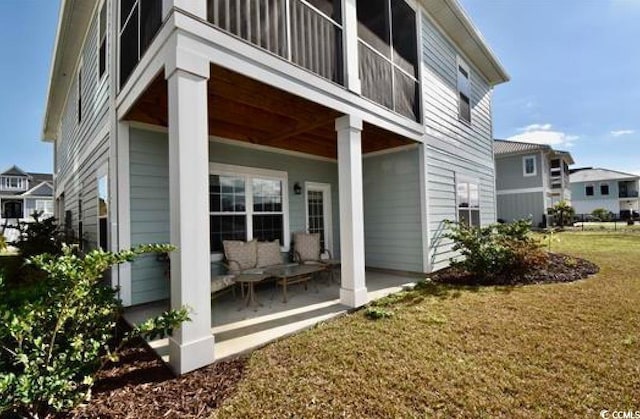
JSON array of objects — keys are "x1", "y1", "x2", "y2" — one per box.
[{"x1": 305, "y1": 182, "x2": 333, "y2": 256}]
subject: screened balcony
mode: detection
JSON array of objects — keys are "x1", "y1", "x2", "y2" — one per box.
[{"x1": 207, "y1": 0, "x2": 344, "y2": 85}]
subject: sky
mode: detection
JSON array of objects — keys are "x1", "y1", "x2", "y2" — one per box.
[
  {"x1": 0, "y1": 1, "x2": 639, "y2": 175},
  {"x1": 459, "y1": 0, "x2": 640, "y2": 175}
]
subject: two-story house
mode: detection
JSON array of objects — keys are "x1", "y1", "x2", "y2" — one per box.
[
  {"x1": 42, "y1": 0, "x2": 509, "y2": 373},
  {"x1": 0, "y1": 165, "x2": 54, "y2": 241},
  {"x1": 570, "y1": 168, "x2": 640, "y2": 219},
  {"x1": 494, "y1": 140, "x2": 573, "y2": 227}
]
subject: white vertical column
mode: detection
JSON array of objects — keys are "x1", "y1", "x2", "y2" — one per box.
[
  {"x1": 336, "y1": 115, "x2": 368, "y2": 307},
  {"x1": 163, "y1": 0, "x2": 207, "y2": 20},
  {"x1": 341, "y1": 0, "x2": 361, "y2": 94},
  {"x1": 115, "y1": 122, "x2": 132, "y2": 306},
  {"x1": 166, "y1": 54, "x2": 214, "y2": 375}
]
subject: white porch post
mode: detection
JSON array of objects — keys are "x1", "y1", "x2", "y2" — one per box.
[
  {"x1": 336, "y1": 115, "x2": 368, "y2": 307},
  {"x1": 341, "y1": 0, "x2": 361, "y2": 94},
  {"x1": 166, "y1": 51, "x2": 215, "y2": 375}
]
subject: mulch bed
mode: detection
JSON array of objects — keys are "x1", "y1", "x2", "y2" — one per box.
[
  {"x1": 69, "y1": 339, "x2": 246, "y2": 419},
  {"x1": 432, "y1": 252, "x2": 599, "y2": 286}
]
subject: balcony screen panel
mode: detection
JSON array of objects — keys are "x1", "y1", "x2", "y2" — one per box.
[
  {"x1": 356, "y1": 0, "x2": 390, "y2": 58},
  {"x1": 290, "y1": 0, "x2": 343, "y2": 83},
  {"x1": 359, "y1": 42, "x2": 393, "y2": 110},
  {"x1": 140, "y1": 0, "x2": 162, "y2": 54},
  {"x1": 306, "y1": 0, "x2": 342, "y2": 23},
  {"x1": 394, "y1": 68, "x2": 419, "y2": 120},
  {"x1": 209, "y1": 0, "x2": 288, "y2": 58},
  {"x1": 391, "y1": 0, "x2": 417, "y2": 77},
  {"x1": 120, "y1": 6, "x2": 139, "y2": 87},
  {"x1": 121, "y1": 0, "x2": 137, "y2": 26}
]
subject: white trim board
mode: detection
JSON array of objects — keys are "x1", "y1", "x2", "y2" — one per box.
[{"x1": 496, "y1": 187, "x2": 545, "y2": 196}]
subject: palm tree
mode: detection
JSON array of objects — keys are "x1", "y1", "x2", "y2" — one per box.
[{"x1": 550, "y1": 200, "x2": 575, "y2": 227}]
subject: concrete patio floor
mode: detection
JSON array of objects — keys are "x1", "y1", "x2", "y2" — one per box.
[{"x1": 124, "y1": 270, "x2": 420, "y2": 363}]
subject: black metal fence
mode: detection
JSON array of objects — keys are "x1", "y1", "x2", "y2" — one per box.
[{"x1": 569, "y1": 213, "x2": 640, "y2": 232}]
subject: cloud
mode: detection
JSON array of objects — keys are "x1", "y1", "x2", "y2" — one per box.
[
  {"x1": 610, "y1": 129, "x2": 635, "y2": 137},
  {"x1": 507, "y1": 123, "x2": 579, "y2": 148}
]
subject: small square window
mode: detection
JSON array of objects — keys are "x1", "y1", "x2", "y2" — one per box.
[
  {"x1": 523, "y1": 156, "x2": 537, "y2": 176},
  {"x1": 600, "y1": 184, "x2": 609, "y2": 196},
  {"x1": 585, "y1": 185, "x2": 594, "y2": 196}
]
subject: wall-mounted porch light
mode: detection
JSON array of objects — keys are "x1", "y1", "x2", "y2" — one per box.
[{"x1": 294, "y1": 182, "x2": 302, "y2": 195}]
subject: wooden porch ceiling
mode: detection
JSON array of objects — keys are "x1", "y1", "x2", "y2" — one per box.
[{"x1": 124, "y1": 65, "x2": 414, "y2": 159}]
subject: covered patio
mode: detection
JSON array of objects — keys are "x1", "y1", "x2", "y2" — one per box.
[
  {"x1": 124, "y1": 270, "x2": 419, "y2": 362},
  {"x1": 121, "y1": 57, "x2": 423, "y2": 374}
]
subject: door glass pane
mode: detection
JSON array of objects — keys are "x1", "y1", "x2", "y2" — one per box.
[{"x1": 307, "y1": 190, "x2": 325, "y2": 249}]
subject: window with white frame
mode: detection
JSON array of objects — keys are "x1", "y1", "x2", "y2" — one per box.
[
  {"x1": 585, "y1": 185, "x2": 594, "y2": 196},
  {"x1": 35, "y1": 200, "x2": 54, "y2": 215},
  {"x1": 98, "y1": 1, "x2": 107, "y2": 80},
  {"x1": 523, "y1": 155, "x2": 537, "y2": 177},
  {"x1": 209, "y1": 165, "x2": 288, "y2": 253},
  {"x1": 457, "y1": 58, "x2": 472, "y2": 124},
  {"x1": 97, "y1": 174, "x2": 109, "y2": 250},
  {"x1": 0, "y1": 176, "x2": 27, "y2": 191},
  {"x1": 457, "y1": 179, "x2": 480, "y2": 227}
]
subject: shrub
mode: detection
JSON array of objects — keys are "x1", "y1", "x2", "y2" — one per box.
[
  {"x1": 364, "y1": 307, "x2": 394, "y2": 320},
  {"x1": 10, "y1": 212, "x2": 68, "y2": 260},
  {"x1": 548, "y1": 201, "x2": 575, "y2": 227},
  {"x1": 591, "y1": 208, "x2": 612, "y2": 222},
  {"x1": 0, "y1": 244, "x2": 189, "y2": 418},
  {"x1": 445, "y1": 219, "x2": 548, "y2": 284}
]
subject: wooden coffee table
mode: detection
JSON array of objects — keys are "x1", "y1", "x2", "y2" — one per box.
[{"x1": 265, "y1": 264, "x2": 326, "y2": 303}]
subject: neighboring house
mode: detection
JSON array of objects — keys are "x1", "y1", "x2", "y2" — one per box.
[
  {"x1": 0, "y1": 165, "x2": 54, "y2": 241},
  {"x1": 42, "y1": 0, "x2": 508, "y2": 373},
  {"x1": 494, "y1": 140, "x2": 574, "y2": 227},
  {"x1": 569, "y1": 168, "x2": 640, "y2": 219}
]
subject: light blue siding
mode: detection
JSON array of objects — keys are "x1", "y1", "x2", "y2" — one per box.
[
  {"x1": 497, "y1": 192, "x2": 545, "y2": 227},
  {"x1": 363, "y1": 148, "x2": 424, "y2": 272},
  {"x1": 421, "y1": 14, "x2": 497, "y2": 271},
  {"x1": 495, "y1": 154, "x2": 543, "y2": 190},
  {"x1": 129, "y1": 129, "x2": 170, "y2": 305},
  {"x1": 55, "y1": 5, "x2": 110, "y2": 250}
]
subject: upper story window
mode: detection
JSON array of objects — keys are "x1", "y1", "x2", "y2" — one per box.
[
  {"x1": 523, "y1": 155, "x2": 537, "y2": 177},
  {"x1": 77, "y1": 65, "x2": 83, "y2": 124},
  {"x1": 585, "y1": 185, "x2": 594, "y2": 196},
  {"x1": 357, "y1": 0, "x2": 420, "y2": 121},
  {"x1": 457, "y1": 58, "x2": 471, "y2": 124},
  {"x1": 600, "y1": 184, "x2": 609, "y2": 196},
  {"x1": 119, "y1": 0, "x2": 162, "y2": 88},
  {"x1": 98, "y1": 1, "x2": 108, "y2": 80},
  {"x1": 457, "y1": 178, "x2": 480, "y2": 227},
  {"x1": 0, "y1": 176, "x2": 28, "y2": 191}
]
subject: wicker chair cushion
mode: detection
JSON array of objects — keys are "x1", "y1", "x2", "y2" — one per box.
[
  {"x1": 223, "y1": 239, "x2": 257, "y2": 273},
  {"x1": 294, "y1": 232, "x2": 321, "y2": 262},
  {"x1": 256, "y1": 240, "x2": 282, "y2": 268}
]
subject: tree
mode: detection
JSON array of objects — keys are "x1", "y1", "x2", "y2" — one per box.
[{"x1": 549, "y1": 201, "x2": 575, "y2": 227}]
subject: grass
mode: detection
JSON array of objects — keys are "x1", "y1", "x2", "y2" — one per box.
[{"x1": 214, "y1": 232, "x2": 640, "y2": 418}]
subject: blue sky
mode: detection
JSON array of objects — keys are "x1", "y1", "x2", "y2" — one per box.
[
  {"x1": 0, "y1": 0, "x2": 58, "y2": 174},
  {"x1": 459, "y1": 0, "x2": 640, "y2": 175},
  {"x1": 0, "y1": 1, "x2": 639, "y2": 175}
]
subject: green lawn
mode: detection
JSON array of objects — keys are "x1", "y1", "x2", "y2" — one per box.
[{"x1": 214, "y1": 232, "x2": 640, "y2": 418}]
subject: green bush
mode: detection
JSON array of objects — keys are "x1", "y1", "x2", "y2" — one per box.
[
  {"x1": 0, "y1": 244, "x2": 189, "y2": 418},
  {"x1": 548, "y1": 201, "x2": 575, "y2": 227},
  {"x1": 591, "y1": 208, "x2": 612, "y2": 222},
  {"x1": 445, "y1": 219, "x2": 547, "y2": 284}
]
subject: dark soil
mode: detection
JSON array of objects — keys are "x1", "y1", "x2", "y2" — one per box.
[
  {"x1": 69, "y1": 339, "x2": 246, "y2": 419},
  {"x1": 433, "y1": 252, "x2": 599, "y2": 286}
]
